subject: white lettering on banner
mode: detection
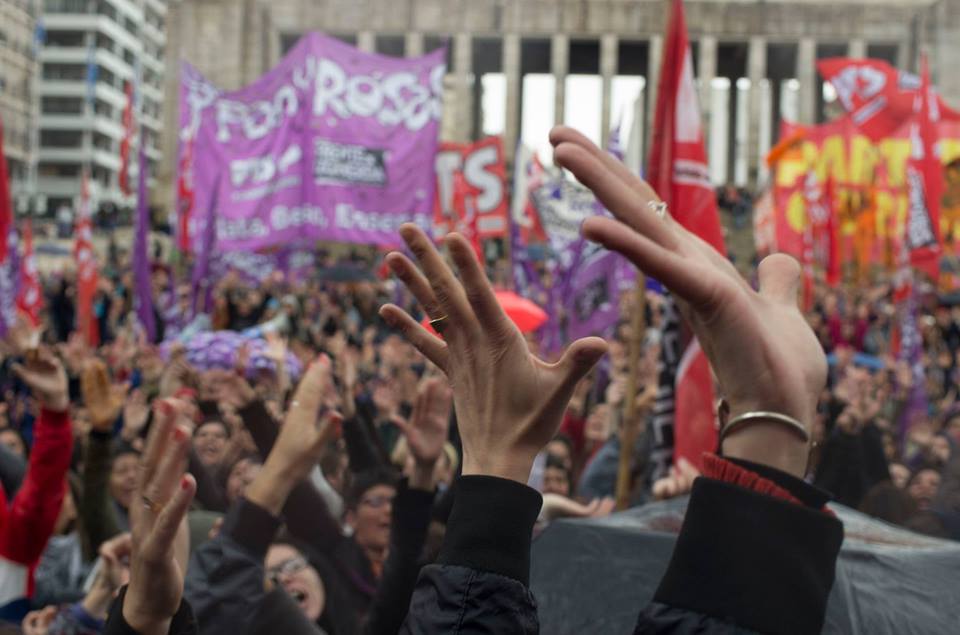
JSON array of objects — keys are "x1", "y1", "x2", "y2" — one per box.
[
  {"x1": 216, "y1": 86, "x2": 300, "y2": 142},
  {"x1": 334, "y1": 203, "x2": 429, "y2": 233},
  {"x1": 270, "y1": 204, "x2": 328, "y2": 231},
  {"x1": 463, "y1": 145, "x2": 503, "y2": 213},
  {"x1": 217, "y1": 217, "x2": 271, "y2": 242},
  {"x1": 434, "y1": 151, "x2": 462, "y2": 217},
  {"x1": 314, "y1": 60, "x2": 443, "y2": 132},
  {"x1": 231, "y1": 175, "x2": 301, "y2": 202},
  {"x1": 906, "y1": 167, "x2": 936, "y2": 249},
  {"x1": 230, "y1": 145, "x2": 303, "y2": 187}
]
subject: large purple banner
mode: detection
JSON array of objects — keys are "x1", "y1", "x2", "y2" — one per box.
[{"x1": 178, "y1": 33, "x2": 446, "y2": 252}]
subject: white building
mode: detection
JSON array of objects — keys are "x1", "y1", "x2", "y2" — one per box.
[
  {"x1": 37, "y1": 0, "x2": 166, "y2": 216},
  {"x1": 0, "y1": 0, "x2": 39, "y2": 210}
]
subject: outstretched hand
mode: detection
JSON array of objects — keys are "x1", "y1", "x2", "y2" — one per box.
[
  {"x1": 82, "y1": 360, "x2": 128, "y2": 432},
  {"x1": 393, "y1": 377, "x2": 452, "y2": 489},
  {"x1": 12, "y1": 347, "x2": 69, "y2": 413},
  {"x1": 551, "y1": 126, "x2": 826, "y2": 476},
  {"x1": 123, "y1": 399, "x2": 196, "y2": 635},
  {"x1": 380, "y1": 224, "x2": 607, "y2": 484}
]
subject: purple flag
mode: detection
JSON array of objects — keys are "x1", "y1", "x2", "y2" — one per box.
[
  {"x1": 134, "y1": 133, "x2": 157, "y2": 341},
  {"x1": 190, "y1": 174, "x2": 220, "y2": 317},
  {"x1": 897, "y1": 280, "x2": 929, "y2": 442},
  {"x1": 178, "y1": 33, "x2": 446, "y2": 253},
  {"x1": 0, "y1": 228, "x2": 20, "y2": 337}
]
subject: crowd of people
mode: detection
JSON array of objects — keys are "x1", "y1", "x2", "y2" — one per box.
[{"x1": 0, "y1": 126, "x2": 955, "y2": 634}]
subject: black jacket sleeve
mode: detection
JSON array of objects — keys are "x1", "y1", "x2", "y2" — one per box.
[
  {"x1": 183, "y1": 497, "x2": 281, "y2": 635},
  {"x1": 814, "y1": 423, "x2": 889, "y2": 508},
  {"x1": 187, "y1": 450, "x2": 228, "y2": 513},
  {"x1": 401, "y1": 476, "x2": 542, "y2": 634},
  {"x1": 637, "y1": 462, "x2": 844, "y2": 635},
  {"x1": 362, "y1": 481, "x2": 434, "y2": 635},
  {"x1": 104, "y1": 587, "x2": 197, "y2": 635},
  {"x1": 343, "y1": 398, "x2": 389, "y2": 473}
]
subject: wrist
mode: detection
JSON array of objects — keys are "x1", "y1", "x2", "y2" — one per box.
[
  {"x1": 462, "y1": 450, "x2": 534, "y2": 484},
  {"x1": 43, "y1": 395, "x2": 70, "y2": 413},
  {"x1": 409, "y1": 462, "x2": 436, "y2": 491},
  {"x1": 82, "y1": 585, "x2": 114, "y2": 619},
  {"x1": 721, "y1": 420, "x2": 809, "y2": 478}
]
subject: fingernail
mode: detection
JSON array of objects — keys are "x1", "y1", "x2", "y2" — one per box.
[
  {"x1": 181, "y1": 476, "x2": 191, "y2": 490},
  {"x1": 173, "y1": 426, "x2": 187, "y2": 442},
  {"x1": 158, "y1": 401, "x2": 173, "y2": 416}
]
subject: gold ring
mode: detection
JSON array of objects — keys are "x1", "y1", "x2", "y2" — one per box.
[
  {"x1": 142, "y1": 495, "x2": 162, "y2": 514},
  {"x1": 429, "y1": 315, "x2": 448, "y2": 332}
]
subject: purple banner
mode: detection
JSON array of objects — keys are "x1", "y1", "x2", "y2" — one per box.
[
  {"x1": 897, "y1": 280, "x2": 929, "y2": 441},
  {"x1": 178, "y1": 33, "x2": 446, "y2": 252},
  {"x1": 565, "y1": 240, "x2": 628, "y2": 341},
  {"x1": 0, "y1": 228, "x2": 19, "y2": 337},
  {"x1": 134, "y1": 136, "x2": 157, "y2": 341}
]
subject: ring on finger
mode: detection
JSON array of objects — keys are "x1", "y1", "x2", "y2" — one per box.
[
  {"x1": 429, "y1": 315, "x2": 449, "y2": 333},
  {"x1": 141, "y1": 494, "x2": 163, "y2": 514},
  {"x1": 648, "y1": 201, "x2": 668, "y2": 220}
]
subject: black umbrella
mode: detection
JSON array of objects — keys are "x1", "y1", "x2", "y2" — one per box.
[{"x1": 531, "y1": 497, "x2": 960, "y2": 634}]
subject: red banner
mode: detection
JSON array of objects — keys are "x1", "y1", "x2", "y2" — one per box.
[
  {"x1": 434, "y1": 136, "x2": 509, "y2": 239},
  {"x1": 74, "y1": 172, "x2": 99, "y2": 346},
  {"x1": 649, "y1": 0, "x2": 724, "y2": 471},
  {"x1": 16, "y1": 221, "x2": 42, "y2": 326},
  {"x1": 906, "y1": 56, "x2": 943, "y2": 281},
  {"x1": 768, "y1": 114, "x2": 960, "y2": 282}
]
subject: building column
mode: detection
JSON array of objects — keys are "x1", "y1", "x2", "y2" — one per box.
[
  {"x1": 600, "y1": 33, "x2": 618, "y2": 147},
  {"x1": 698, "y1": 35, "x2": 717, "y2": 127},
  {"x1": 504, "y1": 34, "x2": 521, "y2": 161},
  {"x1": 896, "y1": 41, "x2": 910, "y2": 71},
  {"x1": 551, "y1": 34, "x2": 569, "y2": 127},
  {"x1": 747, "y1": 36, "x2": 767, "y2": 185},
  {"x1": 797, "y1": 38, "x2": 817, "y2": 125},
  {"x1": 646, "y1": 34, "x2": 663, "y2": 159},
  {"x1": 357, "y1": 31, "x2": 375, "y2": 53},
  {"x1": 848, "y1": 38, "x2": 867, "y2": 59},
  {"x1": 453, "y1": 33, "x2": 472, "y2": 144},
  {"x1": 405, "y1": 32, "x2": 424, "y2": 57}
]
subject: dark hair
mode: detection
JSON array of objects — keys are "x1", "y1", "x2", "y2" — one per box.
[
  {"x1": 904, "y1": 511, "x2": 950, "y2": 539},
  {"x1": 548, "y1": 434, "x2": 574, "y2": 458},
  {"x1": 111, "y1": 439, "x2": 140, "y2": 461},
  {"x1": 346, "y1": 467, "x2": 398, "y2": 510},
  {"x1": 195, "y1": 417, "x2": 231, "y2": 438},
  {"x1": 859, "y1": 482, "x2": 918, "y2": 526}
]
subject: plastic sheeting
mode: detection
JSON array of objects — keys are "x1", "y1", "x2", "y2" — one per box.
[{"x1": 530, "y1": 497, "x2": 960, "y2": 634}]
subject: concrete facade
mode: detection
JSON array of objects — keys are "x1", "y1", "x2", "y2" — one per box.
[
  {"x1": 159, "y1": 0, "x2": 960, "y2": 205},
  {"x1": 0, "y1": 0, "x2": 39, "y2": 210}
]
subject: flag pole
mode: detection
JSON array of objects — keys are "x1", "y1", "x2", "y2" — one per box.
[{"x1": 615, "y1": 276, "x2": 647, "y2": 510}]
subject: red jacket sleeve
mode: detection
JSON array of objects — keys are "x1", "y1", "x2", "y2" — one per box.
[{"x1": 0, "y1": 408, "x2": 73, "y2": 566}]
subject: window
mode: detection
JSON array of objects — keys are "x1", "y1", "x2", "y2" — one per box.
[
  {"x1": 40, "y1": 130, "x2": 84, "y2": 147},
  {"x1": 39, "y1": 163, "x2": 81, "y2": 177},
  {"x1": 92, "y1": 132, "x2": 113, "y2": 151},
  {"x1": 45, "y1": 30, "x2": 85, "y2": 47},
  {"x1": 42, "y1": 96, "x2": 84, "y2": 114},
  {"x1": 45, "y1": 0, "x2": 91, "y2": 13},
  {"x1": 94, "y1": 100, "x2": 113, "y2": 118},
  {"x1": 43, "y1": 63, "x2": 86, "y2": 80}
]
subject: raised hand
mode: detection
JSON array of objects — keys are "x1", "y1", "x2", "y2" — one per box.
[
  {"x1": 205, "y1": 369, "x2": 256, "y2": 412},
  {"x1": 122, "y1": 389, "x2": 150, "y2": 442},
  {"x1": 393, "y1": 377, "x2": 452, "y2": 489},
  {"x1": 82, "y1": 360, "x2": 128, "y2": 432},
  {"x1": 379, "y1": 224, "x2": 607, "y2": 484},
  {"x1": 12, "y1": 347, "x2": 69, "y2": 412},
  {"x1": 245, "y1": 355, "x2": 343, "y2": 515},
  {"x1": 551, "y1": 126, "x2": 827, "y2": 476},
  {"x1": 123, "y1": 400, "x2": 196, "y2": 635}
]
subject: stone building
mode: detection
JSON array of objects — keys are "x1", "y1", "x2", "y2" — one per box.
[{"x1": 160, "y1": 0, "x2": 960, "y2": 206}]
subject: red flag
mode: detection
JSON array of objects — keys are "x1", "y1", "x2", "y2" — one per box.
[
  {"x1": 16, "y1": 221, "x2": 42, "y2": 326},
  {"x1": 74, "y1": 172, "x2": 100, "y2": 346},
  {"x1": 648, "y1": 0, "x2": 725, "y2": 470},
  {"x1": 119, "y1": 81, "x2": 135, "y2": 196},
  {"x1": 177, "y1": 138, "x2": 195, "y2": 252},
  {"x1": 906, "y1": 55, "x2": 942, "y2": 281},
  {"x1": 0, "y1": 119, "x2": 12, "y2": 263}
]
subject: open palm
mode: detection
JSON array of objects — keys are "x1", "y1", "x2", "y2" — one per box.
[{"x1": 551, "y1": 127, "x2": 826, "y2": 431}]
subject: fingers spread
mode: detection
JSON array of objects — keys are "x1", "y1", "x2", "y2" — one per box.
[
  {"x1": 399, "y1": 224, "x2": 473, "y2": 324},
  {"x1": 445, "y1": 233, "x2": 513, "y2": 336},
  {"x1": 758, "y1": 253, "x2": 801, "y2": 307},
  {"x1": 385, "y1": 252, "x2": 442, "y2": 318},
  {"x1": 379, "y1": 304, "x2": 449, "y2": 370},
  {"x1": 140, "y1": 400, "x2": 176, "y2": 488},
  {"x1": 142, "y1": 423, "x2": 191, "y2": 510},
  {"x1": 553, "y1": 142, "x2": 678, "y2": 250}
]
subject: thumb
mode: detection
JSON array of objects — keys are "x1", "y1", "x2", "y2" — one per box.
[
  {"x1": 553, "y1": 337, "x2": 608, "y2": 394},
  {"x1": 757, "y1": 253, "x2": 801, "y2": 307},
  {"x1": 391, "y1": 415, "x2": 413, "y2": 439}
]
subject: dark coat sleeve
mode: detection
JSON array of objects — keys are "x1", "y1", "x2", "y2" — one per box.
[
  {"x1": 79, "y1": 430, "x2": 124, "y2": 558},
  {"x1": 343, "y1": 399, "x2": 389, "y2": 473},
  {"x1": 183, "y1": 497, "x2": 281, "y2": 635},
  {"x1": 104, "y1": 587, "x2": 197, "y2": 635},
  {"x1": 639, "y1": 462, "x2": 844, "y2": 635},
  {"x1": 814, "y1": 423, "x2": 889, "y2": 508},
  {"x1": 187, "y1": 450, "x2": 229, "y2": 513},
  {"x1": 400, "y1": 476, "x2": 542, "y2": 634},
  {"x1": 362, "y1": 481, "x2": 434, "y2": 635},
  {"x1": 237, "y1": 401, "x2": 346, "y2": 556}
]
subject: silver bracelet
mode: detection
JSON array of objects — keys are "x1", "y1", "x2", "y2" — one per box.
[{"x1": 719, "y1": 411, "x2": 811, "y2": 446}]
